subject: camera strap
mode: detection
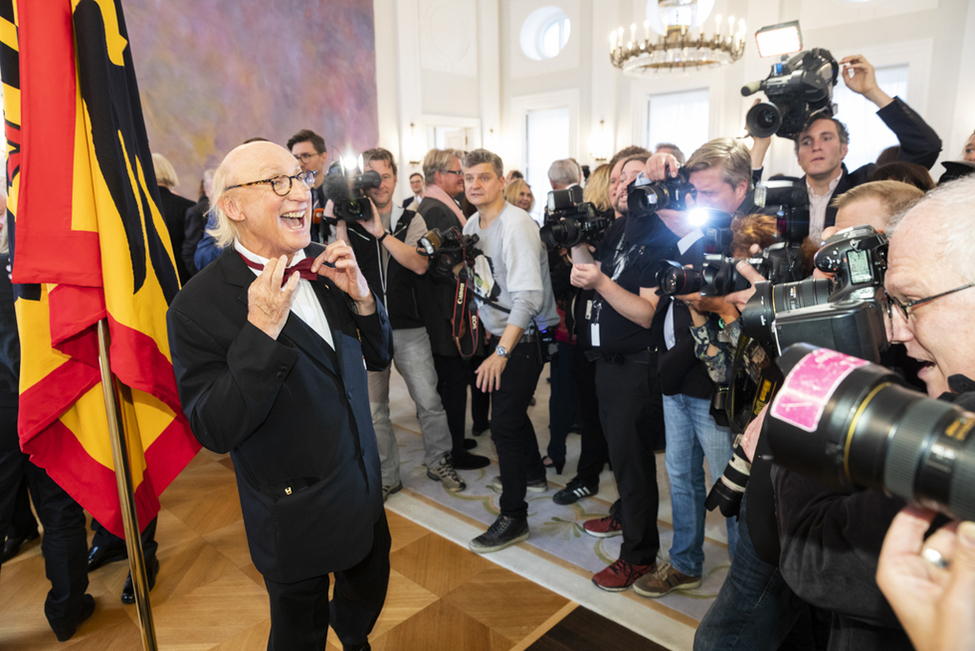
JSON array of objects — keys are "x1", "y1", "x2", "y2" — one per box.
[{"x1": 451, "y1": 274, "x2": 482, "y2": 359}]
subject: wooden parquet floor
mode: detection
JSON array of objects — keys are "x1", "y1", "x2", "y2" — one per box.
[{"x1": 0, "y1": 447, "x2": 600, "y2": 650}]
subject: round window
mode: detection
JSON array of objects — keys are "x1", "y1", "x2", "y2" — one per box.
[{"x1": 520, "y1": 7, "x2": 571, "y2": 61}]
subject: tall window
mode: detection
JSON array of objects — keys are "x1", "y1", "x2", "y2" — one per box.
[
  {"x1": 646, "y1": 89, "x2": 710, "y2": 161},
  {"x1": 831, "y1": 64, "x2": 909, "y2": 171},
  {"x1": 525, "y1": 107, "x2": 570, "y2": 225}
]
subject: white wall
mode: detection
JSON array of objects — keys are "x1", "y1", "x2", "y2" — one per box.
[{"x1": 378, "y1": 0, "x2": 974, "y2": 195}]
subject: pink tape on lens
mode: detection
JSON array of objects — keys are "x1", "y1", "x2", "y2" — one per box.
[{"x1": 770, "y1": 348, "x2": 869, "y2": 432}]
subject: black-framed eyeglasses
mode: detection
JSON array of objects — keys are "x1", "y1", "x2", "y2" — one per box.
[
  {"x1": 225, "y1": 171, "x2": 317, "y2": 196},
  {"x1": 884, "y1": 283, "x2": 975, "y2": 322},
  {"x1": 443, "y1": 169, "x2": 463, "y2": 177},
  {"x1": 294, "y1": 152, "x2": 321, "y2": 162}
]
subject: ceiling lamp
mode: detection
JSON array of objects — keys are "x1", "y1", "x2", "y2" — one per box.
[{"x1": 610, "y1": 0, "x2": 746, "y2": 76}]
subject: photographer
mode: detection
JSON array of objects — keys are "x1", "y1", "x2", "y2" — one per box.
[
  {"x1": 752, "y1": 54, "x2": 941, "y2": 243},
  {"x1": 459, "y1": 149, "x2": 560, "y2": 554},
  {"x1": 415, "y1": 149, "x2": 492, "y2": 454},
  {"x1": 336, "y1": 148, "x2": 483, "y2": 500},
  {"x1": 635, "y1": 138, "x2": 751, "y2": 599},
  {"x1": 570, "y1": 153, "x2": 675, "y2": 591}
]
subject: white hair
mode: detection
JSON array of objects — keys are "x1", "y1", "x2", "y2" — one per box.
[{"x1": 888, "y1": 175, "x2": 975, "y2": 282}]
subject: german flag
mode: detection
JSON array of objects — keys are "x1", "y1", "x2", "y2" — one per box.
[{"x1": 1, "y1": 0, "x2": 200, "y2": 537}]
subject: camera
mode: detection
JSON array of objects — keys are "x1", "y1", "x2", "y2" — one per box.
[
  {"x1": 766, "y1": 343, "x2": 975, "y2": 522},
  {"x1": 417, "y1": 226, "x2": 481, "y2": 277},
  {"x1": 702, "y1": 241, "x2": 807, "y2": 297},
  {"x1": 741, "y1": 48, "x2": 839, "y2": 140},
  {"x1": 322, "y1": 168, "x2": 382, "y2": 221},
  {"x1": 628, "y1": 167, "x2": 696, "y2": 216},
  {"x1": 539, "y1": 187, "x2": 610, "y2": 249},
  {"x1": 706, "y1": 225, "x2": 887, "y2": 517},
  {"x1": 741, "y1": 225, "x2": 888, "y2": 359}
]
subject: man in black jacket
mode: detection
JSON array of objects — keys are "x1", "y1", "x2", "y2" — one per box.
[
  {"x1": 755, "y1": 54, "x2": 941, "y2": 243},
  {"x1": 416, "y1": 149, "x2": 491, "y2": 457},
  {"x1": 168, "y1": 141, "x2": 392, "y2": 651},
  {"x1": 338, "y1": 148, "x2": 486, "y2": 500}
]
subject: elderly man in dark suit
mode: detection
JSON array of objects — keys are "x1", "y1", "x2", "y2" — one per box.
[{"x1": 167, "y1": 141, "x2": 392, "y2": 651}]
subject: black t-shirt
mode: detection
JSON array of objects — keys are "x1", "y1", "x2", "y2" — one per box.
[{"x1": 589, "y1": 215, "x2": 672, "y2": 354}]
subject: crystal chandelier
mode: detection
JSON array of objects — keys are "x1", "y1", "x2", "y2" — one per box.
[{"x1": 610, "y1": 0, "x2": 746, "y2": 76}]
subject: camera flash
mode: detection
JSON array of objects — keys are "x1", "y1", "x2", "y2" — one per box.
[{"x1": 755, "y1": 20, "x2": 802, "y2": 58}]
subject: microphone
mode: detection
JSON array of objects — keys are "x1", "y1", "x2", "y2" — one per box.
[
  {"x1": 741, "y1": 81, "x2": 762, "y2": 97},
  {"x1": 321, "y1": 171, "x2": 351, "y2": 204}
]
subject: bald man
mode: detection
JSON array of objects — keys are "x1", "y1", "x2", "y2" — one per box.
[{"x1": 167, "y1": 141, "x2": 392, "y2": 651}]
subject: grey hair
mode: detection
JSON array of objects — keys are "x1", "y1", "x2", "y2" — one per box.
[
  {"x1": 461, "y1": 149, "x2": 504, "y2": 179},
  {"x1": 887, "y1": 175, "x2": 975, "y2": 282},
  {"x1": 205, "y1": 159, "x2": 240, "y2": 249},
  {"x1": 547, "y1": 159, "x2": 581, "y2": 186},
  {"x1": 422, "y1": 148, "x2": 464, "y2": 185}
]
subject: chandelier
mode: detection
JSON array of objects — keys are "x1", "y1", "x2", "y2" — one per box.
[{"x1": 610, "y1": 0, "x2": 746, "y2": 76}]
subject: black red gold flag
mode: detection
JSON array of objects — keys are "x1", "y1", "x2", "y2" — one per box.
[{"x1": 1, "y1": 0, "x2": 200, "y2": 537}]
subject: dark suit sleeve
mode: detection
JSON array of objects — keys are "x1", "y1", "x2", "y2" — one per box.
[
  {"x1": 772, "y1": 465, "x2": 905, "y2": 628},
  {"x1": 881, "y1": 96, "x2": 942, "y2": 170},
  {"x1": 167, "y1": 307, "x2": 299, "y2": 454}
]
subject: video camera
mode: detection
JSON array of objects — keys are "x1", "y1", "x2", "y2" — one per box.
[
  {"x1": 539, "y1": 186, "x2": 610, "y2": 249},
  {"x1": 322, "y1": 167, "x2": 382, "y2": 222},
  {"x1": 765, "y1": 343, "x2": 975, "y2": 522},
  {"x1": 741, "y1": 48, "x2": 840, "y2": 140},
  {"x1": 417, "y1": 226, "x2": 482, "y2": 278}
]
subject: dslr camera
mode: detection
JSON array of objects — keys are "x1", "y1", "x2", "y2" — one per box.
[
  {"x1": 706, "y1": 225, "x2": 887, "y2": 517},
  {"x1": 322, "y1": 168, "x2": 383, "y2": 221},
  {"x1": 628, "y1": 167, "x2": 696, "y2": 216},
  {"x1": 539, "y1": 186, "x2": 610, "y2": 249},
  {"x1": 741, "y1": 48, "x2": 840, "y2": 140},
  {"x1": 417, "y1": 226, "x2": 482, "y2": 277}
]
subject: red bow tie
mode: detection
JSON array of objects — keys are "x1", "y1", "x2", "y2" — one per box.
[{"x1": 239, "y1": 254, "x2": 318, "y2": 287}]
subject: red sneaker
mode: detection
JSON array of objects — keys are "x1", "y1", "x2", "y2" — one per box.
[
  {"x1": 583, "y1": 512, "x2": 622, "y2": 538},
  {"x1": 592, "y1": 558, "x2": 656, "y2": 592}
]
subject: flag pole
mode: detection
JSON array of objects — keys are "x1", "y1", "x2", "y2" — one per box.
[{"x1": 96, "y1": 318, "x2": 159, "y2": 651}]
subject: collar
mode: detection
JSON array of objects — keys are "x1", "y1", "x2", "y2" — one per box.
[
  {"x1": 234, "y1": 241, "x2": 307, "y2": 270},
  {"x1": 677, "y1": 228, "x2": 704, "y2": 255},
  {"x1": 807, "y1": 172, "x2": 842, "y2": 198}
]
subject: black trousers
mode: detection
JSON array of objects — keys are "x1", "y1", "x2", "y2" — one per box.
[
  {"x1": 264, "y1": 512, "x2": 391, "y2": 651},
  {"x1": 0, "y1": 405, "x2": 89, "y2": 632},
  {"x1": 594, "y1": 355, "x2": 663, "y2": 565},
  {"x1": 6, "y1": 475, "x2": 38, "y2": 539},
  {"x1": 432, "y1": 353, "x2": 489, "y2": 457},
  {"x1": 490, "y1": 342, "x2": 545, "y2": 518},
  {"x1": 90, "y1": 515, "x2": 158, "y2": 560},
  {"x1": 573, "y1": 346, "x2": 607, "y2": 485}
]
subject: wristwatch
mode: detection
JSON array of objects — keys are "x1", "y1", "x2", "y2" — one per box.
[
  {"x1": 495, "y1": 345, "x2": 509, "y2": 359},
  {"x1": 377, "y1": 230, "x2": 389, "y2": 244}
]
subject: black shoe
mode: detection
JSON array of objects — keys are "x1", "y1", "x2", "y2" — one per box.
[
  {"x1": 463, "y1": 438, "x2": 478, "y2": 450},
  {"x1": 87, "y1": 543, "x2": 128, "y2": 572},
  {"x1": 121, "y1": 556, "x2": 159, "y2": 605},
  {"x1": 2, "y1": 530, "x2": 39, "y2": 563},
  {"x1": 472, "y1": 425, "x2": 489, "y2": 437},
  {"x1": 52, "y1": 594, "x2": 95, "y2": 642},
  {"x1": 553, "y1": 477, "x2": 597, "y2": 505},
  {"x1": 451, "y1": 452, "x2": 490, "y2": 470},
  {"x1": 469, "y1": 514, "x2": 529, "y2": 553},
  {"x1": 344, "y1": 642, "x2": 371, "y2": 651}
]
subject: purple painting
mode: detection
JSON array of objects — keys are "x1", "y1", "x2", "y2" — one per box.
[{"x1": 125, "y1": 0, "x2": 378, "y2": 200}]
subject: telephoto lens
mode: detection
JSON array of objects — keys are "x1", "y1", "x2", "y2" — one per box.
[
  {"x1": 705, "y1": 434, "x2": 753, "y2": 517},
  {"x1": 766, "y1": 343, "x2": 975, "y2": 521}
]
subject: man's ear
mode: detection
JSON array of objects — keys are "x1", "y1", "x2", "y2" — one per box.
[
  {"x1": 220, "y1": 195, "x2": 246, "y2": 223},
  {"x1": 735, "y1": 180, "x2": 749, "y2": 205},
  {"x1": 841, "y1": 142, "x2": 849, "y2": 160}
]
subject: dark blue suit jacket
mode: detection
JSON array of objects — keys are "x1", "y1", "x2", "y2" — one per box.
[{"x1": 167, "y1": 245, "x2": 392, "y2": 583}]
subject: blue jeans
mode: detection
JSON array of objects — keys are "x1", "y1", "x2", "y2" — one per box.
[
  {"x1": 693, "y1": 494, "x2": 808, "y2": 651},
  {"x1": 663, "y1": 393, "x2": 737, "y2": 577}
]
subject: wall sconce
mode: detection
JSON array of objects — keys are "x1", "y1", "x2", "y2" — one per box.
[
  {"x1": 588, "y1": 120, "x2": 612, "y2": 162},
  {"x1": 407, "y1": 122, "x2": 423, "y2": 166}
]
